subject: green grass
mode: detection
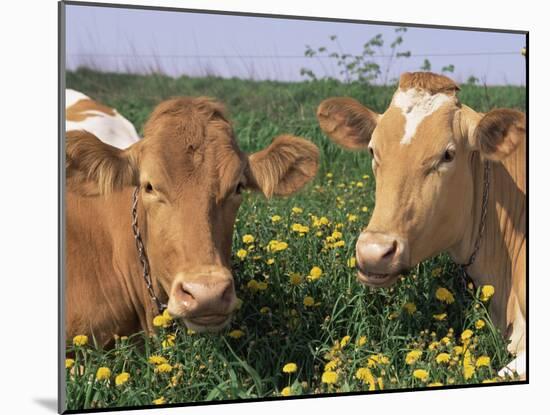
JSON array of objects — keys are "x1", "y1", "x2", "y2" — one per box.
[{"x1": 65, "y1": 69, "x2": 525, "y2": 410}]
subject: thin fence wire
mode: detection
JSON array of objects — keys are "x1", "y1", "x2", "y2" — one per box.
[{"x1": 67, "y1": 51, "x2": 520, "y2": 59}]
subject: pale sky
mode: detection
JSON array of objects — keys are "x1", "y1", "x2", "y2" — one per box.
[{"x1": 65, "y1": 3, "x2": 527, "y2": 85}]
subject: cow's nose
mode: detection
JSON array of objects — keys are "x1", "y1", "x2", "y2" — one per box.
[
  {"x1": 356, "y1": 232, "x2": 406, "y2": 274},
  {"x1": 173, "y1": 275, "x2": 237, "y2": 319}
]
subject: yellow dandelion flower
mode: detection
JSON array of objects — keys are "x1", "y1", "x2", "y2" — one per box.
[
  {"x1": 282, "y1": 362, "x2": 298, "y2": 373},
  {"x1": 428, "y1": 382, "x2": 444, "y2": 387},
  {"x1": 405, "y1": 350, "x2": 423, "y2": 365},
  {"x1": 271, "y1": 215, "x2": 282, "y2": 223},
  {"x1": 377, "y1": 377, "x2": 384, "y2": 390},
  {"x1": 363, "y1": 174, "x2": 370, "y2": 180},
  {"x1": 324, "y1": 359, "x2": 339, "y2": 371},
  {"x1": 307, "y1": 266, "x2": 323, "y2": 281},
  {"x1": 340, "y1": 335, "x2": 351, "y2": 348},
  {"x1": 428, "y1": 341, "x2": 439, "y2": 351},
  {"x1": 476, "y1": 356, "x2": 491, "y2": 368},
  {"x1": 236, "y1": 249, "x2": 248, "y2": 260},
  {"x1": 247, "y1": 279, "x2": 260, "y2": 291},
  {"x1": 260, "y1": 306, "x2": 271, "y2": 314},
  {"x1": 153, "y1": 315, "x2": 170, "y2": 328},
  {"x1": 433, "y1": 313, "x2": 447, "y2": 321},
  {"x1": 436, "y1": 353, "x2": 451, "y2": 364},
  {"x1": 289, "y1": 272, "x2": 303, "y2": 285},
  {"x1": 115, "y1": 372, "x2": 130, "y2": 386},
  {"x1": 267, "y1": 240, "x2": 288, "y2": 252},
  {"x1": 228, "y1": 329, "x2": 245, "y2": 339},
  {"x1": 347, "y1": 257, "x2": 356, "y2": 268},
  {"x1": 357, "y1": 336, "x2": 367, "y2": 346},
  {"x1": 96, "y1": 367, "x2": 111, "y2": 381},
  {"x1": 356, "y1": 367, "x2": 376, "y2": 390},
  {"x1": 72, "y1": 334, "x2": 88, "y2": 347},
  {"x1": 292, "y1": 206, "x2": 303, "y2": 214},
  {"x1": 162, "y1": 334, "x2": 176, "y2": 349},
  {"x1": 266, "y1": 258, "x2": 275, "y2": 265},
  {"x1": 356, "y1": 181, "x2": 364, "y2": 188},
  {"x1": 153, "y1": 397, "x2": 166, "y2": 405},
  {"x1": 321, "y1": 371, "x2": 339, "y2": 384},
  {"x1": 413, "y1": 369, "x2": 429, "y2": 382},
  {"x1": 281, "y1": 386, "x2": 292, "y2": 396},
  {"x1": 361, "y1": 206, "x2": 369, "y2": 213},
  {"x1": 480, "y1": 285, "x2": 495, "y2": 302},
  {"x1": 403, "y1": 302, "x2": 417, "y2": 315},
  {"x1": 463, "y1": 349, "x2": 475, "y2": 380},
  {"x1": 257, "y1": 281, "x2": 268, "y2": 291},
  {"x1": 461, "y1": 329, "x2": 474, "y2": 343},
  {"x1": 148, "y1": 355, "x2": 168, "y2": 365},
  {"x1": 155, "y1": 363, "x2": 173, "y2": 374},
  {"x1": 475, "y1": 319, "x2": 486, "y2": 330},
  {"x1": 65, "y1": 358, "x2": 75, "y2": 369},
  {"x1": 331, "y1": 231, "x2": 343, "y2": 239},
  {"x1": 441, "y1": 336, "x2": 451, "y2": 345},
  {"x1": 303, "y1": 296, "x2": 315, "y2": 307},
  {"x1": 435, "y1": 287, "x2": 455, "y2": 304},
  {"x1": 347, "y1": 214, "x2": 358, "y2": 222},
  {"x1": 452, "y1": 346, "x2": 464, "y2": 356},
  {"x1": 242, "y1": 234, "x2": 255, "y2": 244}
]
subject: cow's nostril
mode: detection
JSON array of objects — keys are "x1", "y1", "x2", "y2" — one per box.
[
  {"x1": 179, "y1": 284, "x2": 195, "y2": 304},
  {"x1": 382, "y1": 240, "x2": 398, "y2": 259},
  {"x1": 221, "y1": 283, "x2": 234, "y2": 304}
]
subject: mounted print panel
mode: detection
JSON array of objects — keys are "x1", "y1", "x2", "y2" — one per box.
[{"x1": 59, "y1": 1, "x2": 527, "y2": 412}]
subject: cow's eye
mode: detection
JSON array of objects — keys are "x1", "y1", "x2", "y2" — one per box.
[
  {"x1": 442, "y1": 148, "x2": 456, "y2": 163},
  {"x1": 235, "y1": 182, "x2": 244, "y2": 195},
  {"x1": 144, "y1": 183, "x2": 154, "y2": 193}
]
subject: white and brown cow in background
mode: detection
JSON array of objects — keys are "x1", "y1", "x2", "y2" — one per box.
[
  {"x1": 317, "y1": 72, "x2": 526, "y2": 378},
  {"x1": 66, "y1": 89, "x2": 140, "y2": 149}
]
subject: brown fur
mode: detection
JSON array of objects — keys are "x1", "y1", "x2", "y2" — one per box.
[
  {"x1": 475, "y1": 108, "x2": 526, "y2": 161},
  {"x1": 248, "y1": 135, "x2": 320, "y2": 197},
  {"x1": 399, "y1": 71, "x2": 460, "y2": 95},
  {"x1": 66, "y1": 97, "x2": 319, "y2": 346},
  {"x1": 66, "y1": 98, "x2": 116, "y2": 121},
  {"x1": 317, "y1": 97, "x2": 378, "y2": 150}
]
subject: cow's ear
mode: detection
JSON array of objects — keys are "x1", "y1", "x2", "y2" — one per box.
[
  {"x1": 66, "y1": 130, "x2": 139, "y2": 194},
  {"x1": 317, "y1": 97, "x2": 380, "y2": 150},
  {"x1": 246, "y1": 135, "x2": 319, "y2": 197},
  {"x1": 473, "y1": 109, "x2": 526, "y2": 161}
]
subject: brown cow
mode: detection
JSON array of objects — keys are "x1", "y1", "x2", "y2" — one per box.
[
  {"x1": 317, "y1": 72, "x2": 526, "y2": 378},
  {"x1": 66, "y1": 97, "x2": 319, "y2": 347}
]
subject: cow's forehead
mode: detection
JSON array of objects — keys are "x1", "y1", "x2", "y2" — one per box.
[{"x1": 375, "y1": 88, "x2": 458, "y2": 150}]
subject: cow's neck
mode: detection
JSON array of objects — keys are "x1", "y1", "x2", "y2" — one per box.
[
  {"x1": 108, "y1": 187, "x2": 166, "y2": 334},
  {"x1": 449, "y1": 146, "x2": 525, "y2": 332}
]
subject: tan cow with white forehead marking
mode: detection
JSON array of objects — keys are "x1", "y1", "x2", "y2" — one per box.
[{"x1": 318, "y1": 72, "x2": 526, "y2": 378}]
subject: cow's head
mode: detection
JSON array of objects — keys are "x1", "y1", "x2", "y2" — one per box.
[
  {"x1": 67, "y1": 97, "x2": 319, "y2": 331},
  {"x1": 317, "y1": 72, "x2": 525, "y2": 288}
]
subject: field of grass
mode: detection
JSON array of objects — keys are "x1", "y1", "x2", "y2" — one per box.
[{"x1": 65, "y1": 69, "x2": 526, "y2": 410}]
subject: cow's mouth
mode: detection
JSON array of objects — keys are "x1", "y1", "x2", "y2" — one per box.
[
  {"x1": 183, "y1": 314, "x2": 232, "y2": 332},
  {"x1": 357, "y1": 270, "x2": 400, "y2": 288}
]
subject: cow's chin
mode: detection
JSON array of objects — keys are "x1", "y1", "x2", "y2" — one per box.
[
  {"x1": 357, "y1": 270, "x2": 401, "y2": 288},
  {"x1": 182, "y1": 315, "x2": 233, "y2": 333}
]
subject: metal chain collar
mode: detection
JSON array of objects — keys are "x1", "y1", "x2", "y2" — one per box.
[
  {"x1": 131, "y1": 187, "x2": 167, "y2": 314},
  {"x1": 460, "y1": 160, "x2": 491, "y2": 285}
]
